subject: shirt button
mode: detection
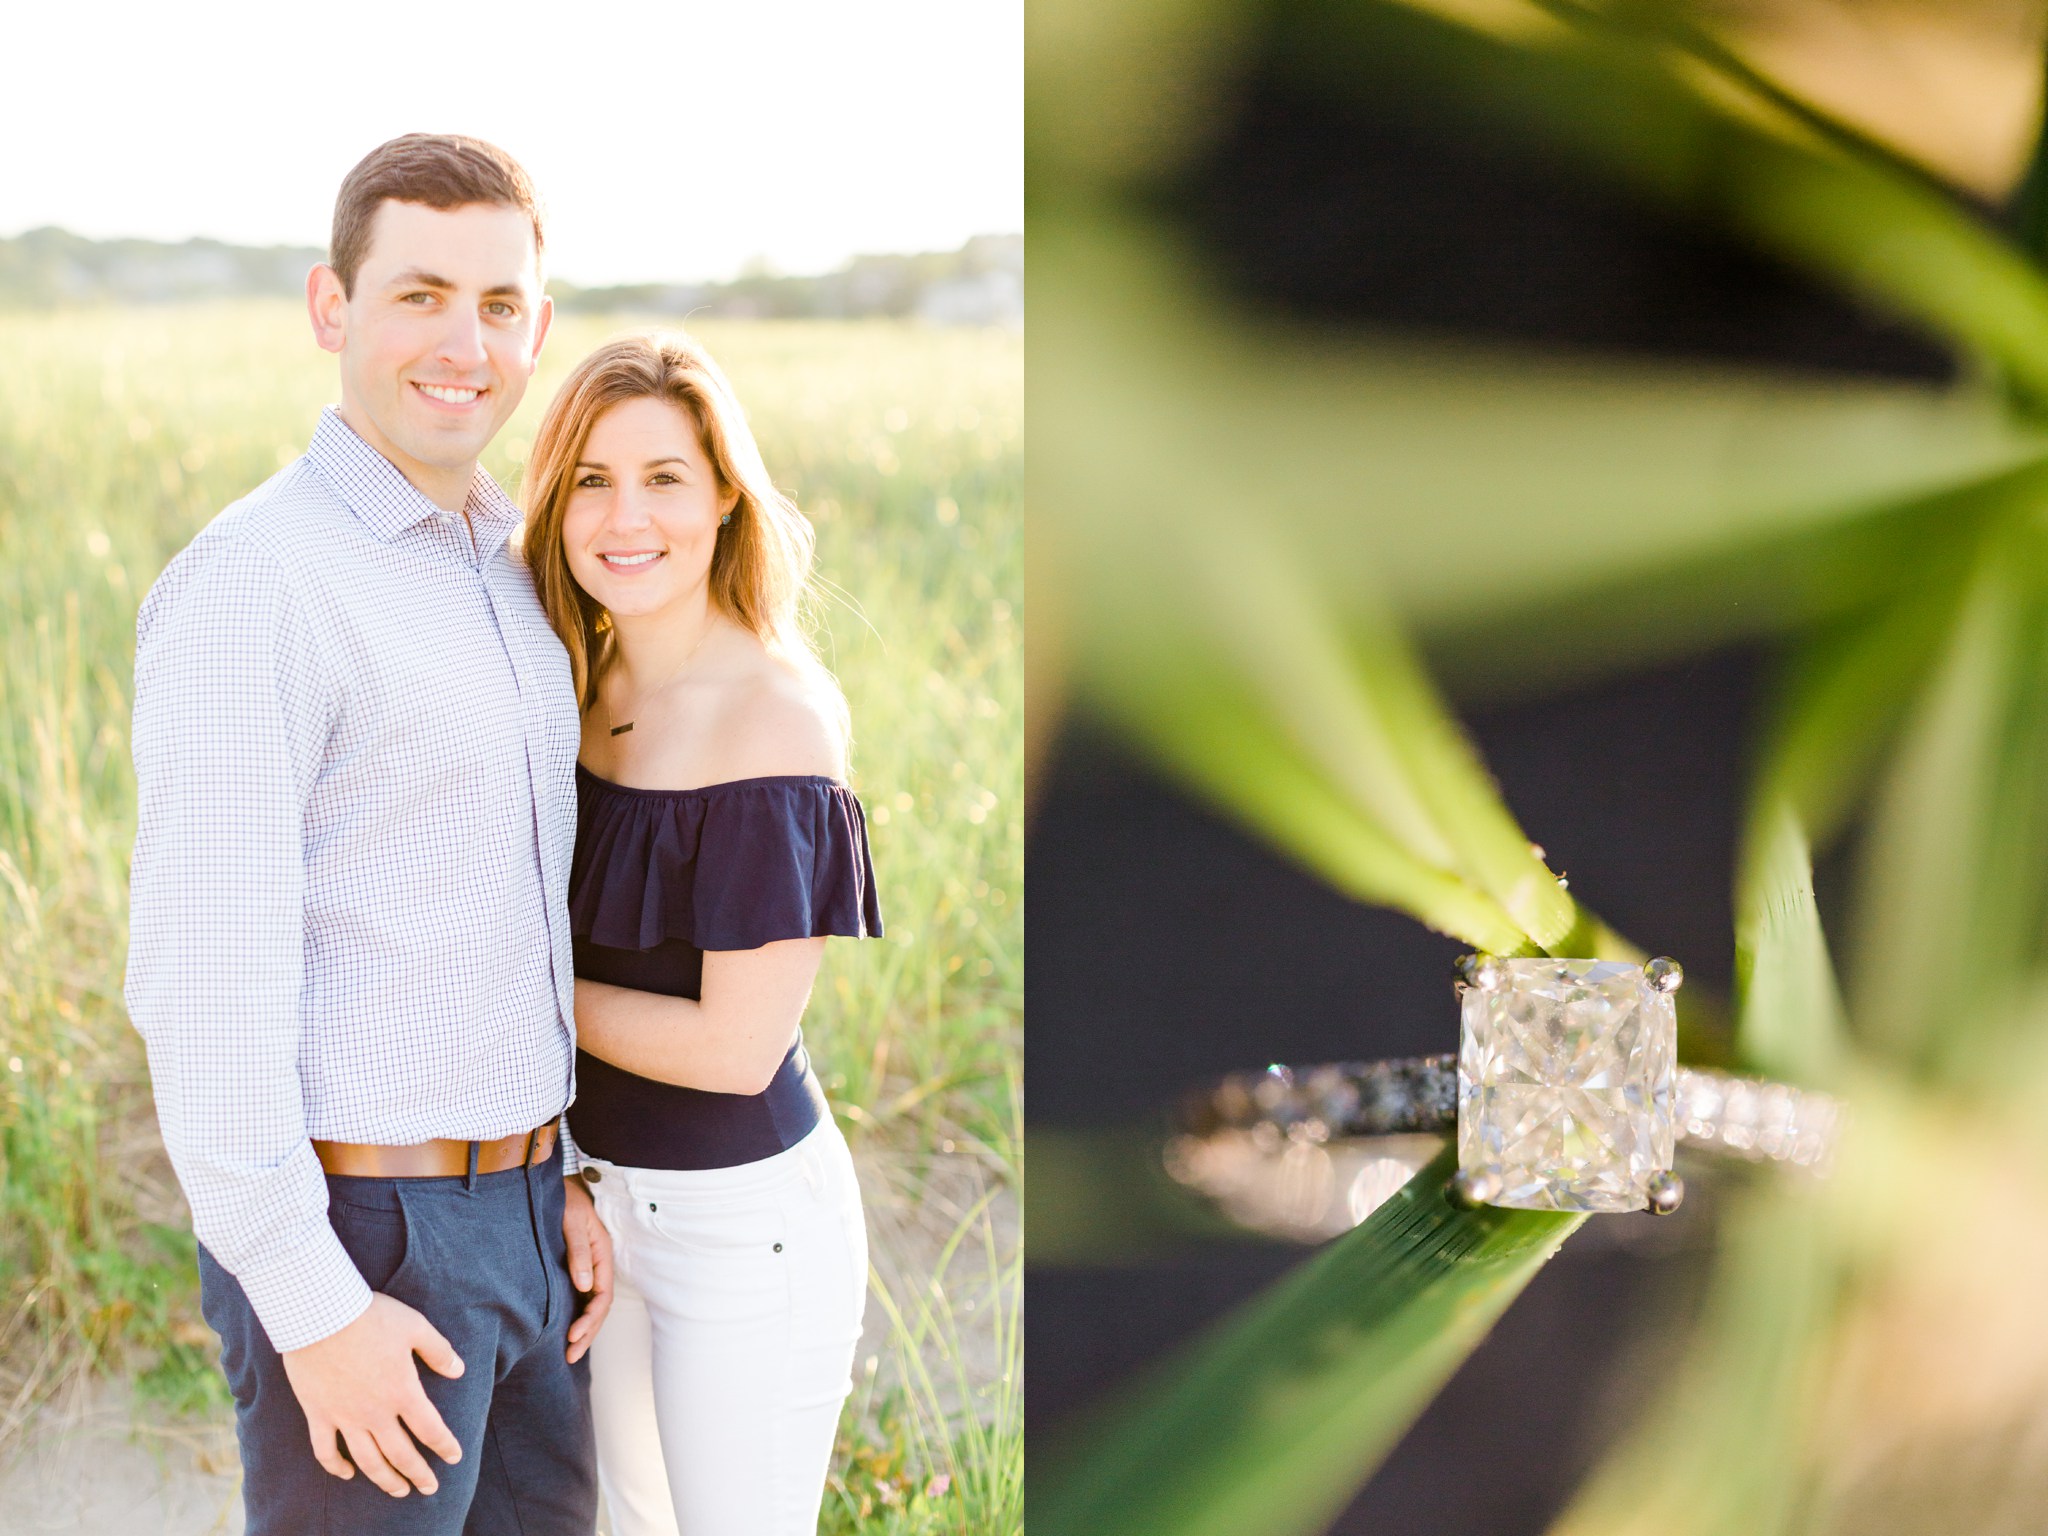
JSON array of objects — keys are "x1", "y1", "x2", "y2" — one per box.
[{"x1": 581, "y1": 1166, "x2": 602, "y2": 1184}]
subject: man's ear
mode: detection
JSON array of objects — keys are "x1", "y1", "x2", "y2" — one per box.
[
  {"x1": 307, "y1": 263, "x2": 348, "y2": 355},
  {"x1": 528, "y1": 292, "x2": 555, "y2": 371}
]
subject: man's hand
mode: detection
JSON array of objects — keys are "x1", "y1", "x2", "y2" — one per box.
[
  {"x1": 562, "y1": 1174, "x2": 614, "y2": 1364},
  {"x1": 280, "y1": 1294, "x2": 465, "y2": 1497}
]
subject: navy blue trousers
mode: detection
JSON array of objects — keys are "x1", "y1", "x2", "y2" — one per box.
[{"x1": 198, "y1": 1159, "x2": 597, "y2": 1535}]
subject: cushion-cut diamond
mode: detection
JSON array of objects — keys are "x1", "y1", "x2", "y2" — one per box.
[{"x1": 1458, "y1": 958, "x2": 1675, "y2": 1212}]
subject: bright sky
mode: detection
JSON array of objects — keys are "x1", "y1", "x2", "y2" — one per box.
[{"x1": 3, "y1": 0, "x2": 1022, "y2": 287}]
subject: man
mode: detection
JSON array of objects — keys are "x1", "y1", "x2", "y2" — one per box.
[{"x1": 127, "y1": 133, "x2": 612, "y2": 1534}]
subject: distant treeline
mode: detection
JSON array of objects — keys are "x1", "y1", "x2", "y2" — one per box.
[{"x1": 0, "y1": 227, "x2": 1022, "y2": 326}]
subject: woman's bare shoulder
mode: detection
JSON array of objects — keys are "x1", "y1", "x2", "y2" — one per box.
[{"x1": 699, "y1": 648, "x2": 846, "y2": 784}]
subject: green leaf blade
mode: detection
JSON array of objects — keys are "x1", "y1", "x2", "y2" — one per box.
[
  {"x1": 1035, "y1": 1144, "x2": 1583, "y2": 1536},
  {"x1": 1734, "y1": 797, "x2": 1850, "y2": 1086},
  {"x1": 1747, "y1": 574, "x2": 1969, "y2": 854},
  {"x1": 1849, "y1": 547, "x2": 2032, "y2": 1073},
  {"x1": 1068, "y1": 504, "x2": 1564, "y2": 952}
]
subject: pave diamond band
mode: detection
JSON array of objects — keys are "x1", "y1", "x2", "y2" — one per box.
[
  {"x1": 1175, "y1": 1056, "x2": 1463, "y2": 1142},
  {"x1": 1166, "y1": 954, "x2": 1842, "y2": 1241},
  {"x1": 1174, "y1": 1059, "x2": 1839, "y2": 1166},
  {"x1": 1165, "y1": 1061, "x2": 1840, "y2": 1243}
]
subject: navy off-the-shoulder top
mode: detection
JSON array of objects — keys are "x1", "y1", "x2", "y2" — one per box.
[{"x1": 565, "y1": 766, "x2": 883, "y2": 1171}]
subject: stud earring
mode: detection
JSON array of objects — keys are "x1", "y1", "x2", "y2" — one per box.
[{"x1": 720, "y1": 511, "x2": 732, "y2": 526}]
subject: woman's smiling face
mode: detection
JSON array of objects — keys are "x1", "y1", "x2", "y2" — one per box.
[{"x1": 562, "y1": 395, "x2": 737, "y2": 621}]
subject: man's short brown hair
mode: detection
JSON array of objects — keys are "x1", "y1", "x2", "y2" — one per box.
[{"x1": 330, "y1": 133, "x2": 544, "y2": 296}]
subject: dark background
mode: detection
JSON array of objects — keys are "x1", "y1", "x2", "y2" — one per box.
[{"x1": 1025, "y1": 18, "x2": 1966, "y2": 1533}]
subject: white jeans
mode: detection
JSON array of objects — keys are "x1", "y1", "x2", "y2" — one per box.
[{"x1": 580, "y1": 1119, "x2": 868, "y2": 1535}]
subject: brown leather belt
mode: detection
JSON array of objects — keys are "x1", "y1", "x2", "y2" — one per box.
[{"x1": 312, "y1": 1123, "x2": 557, "y2": 1179}]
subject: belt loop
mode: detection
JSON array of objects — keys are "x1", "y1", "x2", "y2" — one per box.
[
  {"x1": 465, "y1": 1139, "x2": 480, "y2": 1191},
  {"x1": 526, "y1": 1127, "x2": 538, "y2": 1167}
]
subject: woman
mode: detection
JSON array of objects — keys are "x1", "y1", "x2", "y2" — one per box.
[{"x1": 521, "y1": 331, "x2": 881, "y2": 1534}]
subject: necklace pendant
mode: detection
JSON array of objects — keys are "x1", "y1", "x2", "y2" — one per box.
[{"x1": 610, "y1": 721, "x2": 634, "y2": 737}]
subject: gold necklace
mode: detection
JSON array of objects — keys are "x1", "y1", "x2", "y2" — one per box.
[{"x1": 604, "y1": 620, "x2": 714, "y2": 738}]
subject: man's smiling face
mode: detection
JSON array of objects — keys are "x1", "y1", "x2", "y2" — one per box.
[{"x1": 309, "y1": 199, "x2": 551, "y2": 508}]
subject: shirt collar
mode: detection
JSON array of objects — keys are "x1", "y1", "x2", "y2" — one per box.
[{"x1": 306, "y1": 407, "x2": 521, "y2": 556}]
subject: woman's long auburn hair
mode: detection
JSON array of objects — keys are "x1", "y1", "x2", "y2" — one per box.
[{"x1": 520, "y1": 331, "x2": 840, "y2": 729}]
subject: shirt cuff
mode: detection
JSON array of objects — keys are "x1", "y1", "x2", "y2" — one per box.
[{"x1": 232, "y1": 1222, "x2": 375, "y2": 1354}]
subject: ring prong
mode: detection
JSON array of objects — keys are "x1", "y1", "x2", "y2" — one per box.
[
  {"x1": 1446, "y1": 1166, "x2": 1502, "y2": 1210},
  {"x1": 1454, "y1": 953, "x2": 1504, "y2": 993},
  {"x1": 1645, "y1": 957, "x2": 1684, "y2": 994},
  {"x1": 1645, "y1": 1170, "x2": 1684, "y2": 1215}
]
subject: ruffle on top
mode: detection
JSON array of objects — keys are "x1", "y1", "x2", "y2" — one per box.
[{"x1": 569, "y1": 767, "x2": 884, "y2": 952}]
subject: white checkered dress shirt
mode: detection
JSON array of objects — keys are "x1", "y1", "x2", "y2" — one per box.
[{"x1": 126, "y1": 408, "x2": 580, "y2": 1352}]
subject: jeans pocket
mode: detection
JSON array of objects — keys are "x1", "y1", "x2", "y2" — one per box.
[
  {"x1": 646, "y1": 1194, "x2": 786, "y2": 1258},
  {"x1": 328, "y1": 1192, "x2": 414, "y2": 1295},
  {"x1": 643, "y1": 1196, "x2": 791, "y2": 1325}
]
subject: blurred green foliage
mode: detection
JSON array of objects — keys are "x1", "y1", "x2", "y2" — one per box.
[{"x1": 1031, "y1": 1, "x2": 2048, "y2": 1532}]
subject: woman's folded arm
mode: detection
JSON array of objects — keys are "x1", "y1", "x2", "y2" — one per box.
[{"x1": 572, "y1": 936, "x2": 827, "y2": 1095}]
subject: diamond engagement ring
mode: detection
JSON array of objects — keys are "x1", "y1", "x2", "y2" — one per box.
[{"x1": 1165, "y1": 955, "x2": 1842, "y2": 1242}]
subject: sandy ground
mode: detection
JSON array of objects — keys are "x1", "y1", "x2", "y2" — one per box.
[{"x1": 0, "y1": 1146, "x2": 1016, "y2": 1535}]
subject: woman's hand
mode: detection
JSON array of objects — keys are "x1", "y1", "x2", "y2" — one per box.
[{"x1": 562, "y1": 1174, "x2": 615, "y2": 1364}]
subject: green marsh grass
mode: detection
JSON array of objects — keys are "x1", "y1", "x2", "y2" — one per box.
[
  {"x1": 828, "y1": 1079, "x2": 1024, "y2": 1536},
  {"x1": 0, "y1": 302, "x2": 1021, "y2": 1523}
]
